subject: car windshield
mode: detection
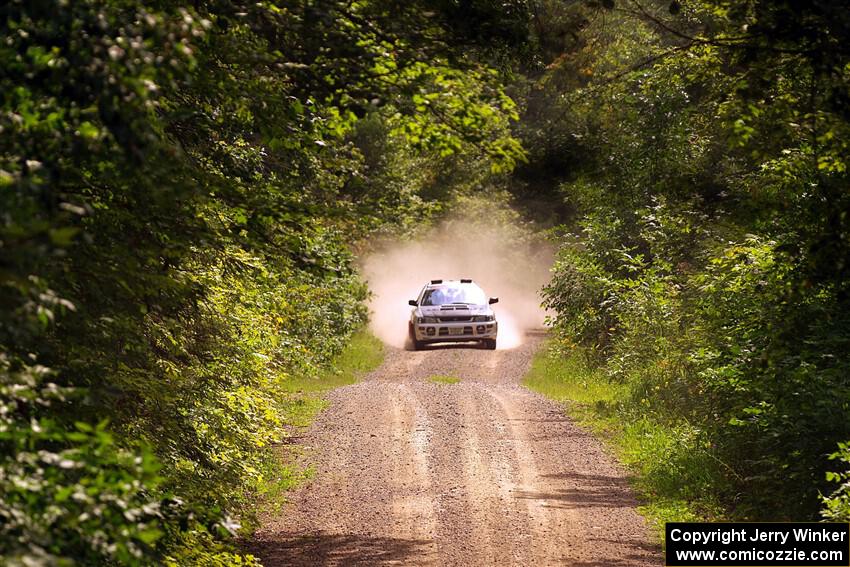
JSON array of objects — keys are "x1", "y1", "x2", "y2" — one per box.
[{"x1": 421, "y1": 285, "x2": 487, "y2": 306}]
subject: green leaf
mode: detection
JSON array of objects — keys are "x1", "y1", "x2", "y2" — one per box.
[
  {"x1": 77, "y1": 121, "x2": 100, "y2": 140},
  {"x1": 49, "y1": 227, "x2": 80, "y2": 246}
]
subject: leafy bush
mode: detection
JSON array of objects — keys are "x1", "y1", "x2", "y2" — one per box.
[
  {"x1": 1, "y1": 0, "x2": 523, "y2": 562},
  {"x1": 822, "y1": 443, "x2": 850, "y2": 522},
  {"x1": 533, "y1": 0, "x2": 850, "y2": 521},
  {"x1": 1, "y1": 362, "x2": 162, "y2": 565}
]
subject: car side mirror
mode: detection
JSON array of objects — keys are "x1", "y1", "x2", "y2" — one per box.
[
  {"x1": 408, "y1": 299, "x2": 418, "y2": 306},
  {"x1": 489, "y1": 297, "x2": 499, "y2": 304}
]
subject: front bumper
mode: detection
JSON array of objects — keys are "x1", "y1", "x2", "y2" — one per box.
[{"x1": 412, "y1": 321, "x2": 497, "y2": 342}]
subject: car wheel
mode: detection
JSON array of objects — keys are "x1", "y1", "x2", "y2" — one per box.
[
  {"x1": 407, "y1": 324, "x2": 423, "y2": 351},
  {"x1": 484, "y1": 339, "x2": 496, "y2": 350}
]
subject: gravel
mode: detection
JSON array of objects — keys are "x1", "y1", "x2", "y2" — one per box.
[{"x1": 250, "y1": 333, "x2": 660, "y2": 566}]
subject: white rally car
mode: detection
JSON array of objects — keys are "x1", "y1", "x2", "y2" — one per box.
[{"x1": 407, "y1": 279, "x2": 498, "y2": 350}]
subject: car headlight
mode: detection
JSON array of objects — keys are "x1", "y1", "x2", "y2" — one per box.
[
  {"x1": 473, "y1": 315, "x2": 495, "y2": 322},
  {"x1": 417, "y1": 316, "x2": 438, "y2": 323}
]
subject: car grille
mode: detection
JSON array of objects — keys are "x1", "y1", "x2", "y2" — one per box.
[{"x1": 438, "y1": 316, "x2": 473, "y2": 322}]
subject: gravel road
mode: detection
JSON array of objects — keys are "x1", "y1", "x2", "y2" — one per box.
[{"x1": 251, "y1": 333, "x2": 660, "y2": 566}]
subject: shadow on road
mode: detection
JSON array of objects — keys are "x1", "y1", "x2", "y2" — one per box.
[
  {"x1": 570, "y1": 536, "x2": 661, "y2": 567},
  {"x1": 250, "y1": 532, "x2": 432, "y2": 566},
  {"x1": 512, "y1": 470, "x2": 639, "y2": 510}
]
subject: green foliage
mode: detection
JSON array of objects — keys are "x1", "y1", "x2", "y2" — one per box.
[
  {"x1": 1, "y1": 0, "x2": 522, "y2": 561},
  {"x1": 0, "y1": 363, "x2": 163, "y2": 566},
  {"x1": 529, "y1": 0, "x2": 850, "y2": 521},
  {"x1": 822, "y1": 443, "x2": 850, "y2": 522}
]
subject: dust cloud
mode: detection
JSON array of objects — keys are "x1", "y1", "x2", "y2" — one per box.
[{"x1": 360, "y1": 216, "x2": 553, "y2": 350}]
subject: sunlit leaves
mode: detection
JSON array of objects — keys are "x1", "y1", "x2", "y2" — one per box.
[
  {"x1": 822, "y1": 443, "x2": 850, "y2": 522},
  {"x1": 1, "y1": 0, "x2": 531, "y2": 562},
  {"x1": 0, "y1": 362, "x2": 163, "y2": 565},
  {"x1": 538, "y1": 0, "x2": 850, "y2": 521}
]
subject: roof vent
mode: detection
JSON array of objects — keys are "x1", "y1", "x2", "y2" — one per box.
[
  {"x1": 460, "y1": 278, "x2": 472, "y2": 283},
  {"x1": 430, "y1": 279, "x2": 443, "y2": 284}
]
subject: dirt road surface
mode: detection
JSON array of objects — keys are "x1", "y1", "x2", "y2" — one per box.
[{"x1": 251, "y1": 333, "x2": 659, "y2": 566}]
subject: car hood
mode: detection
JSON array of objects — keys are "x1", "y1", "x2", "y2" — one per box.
[{"x1": 416, "y1": 304, "x2": 492, "y2": 316}]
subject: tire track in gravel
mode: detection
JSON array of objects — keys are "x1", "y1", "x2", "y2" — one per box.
[
  {"x1": 390, "y1": 384, "x2": 437, "y2": 560},
  {"x1": 251, "y1": 333, "x2": 660, "y2": 566}
]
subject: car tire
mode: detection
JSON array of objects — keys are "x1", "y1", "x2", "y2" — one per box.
[
  {"x1": 484, "y1": 339, "x2": 496, "y2": 350},
  {"x1": 407, "y1": 324, "x2": 423, "y2": 351}
]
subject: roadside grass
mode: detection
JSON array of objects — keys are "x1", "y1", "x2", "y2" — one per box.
[
  {"x1": 429, "y1": 374, "x2": 461, "y2": 384},
  {"x1": 256, "y1": 328, "x2": 384, "y2": 516},
  {"x1": 252, "y1": 453, "x2": 315, "y2": 519},
  {"x1": 523, "y1": 341, "x2": 722, "y2": 541},
  {"x1": 280, "y1": 329, "x2": 384, "y2": 427}
]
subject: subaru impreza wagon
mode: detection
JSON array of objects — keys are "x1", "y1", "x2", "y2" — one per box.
[{"x1": 407, "y1": 279, "x2": 498, "y2": 350}]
